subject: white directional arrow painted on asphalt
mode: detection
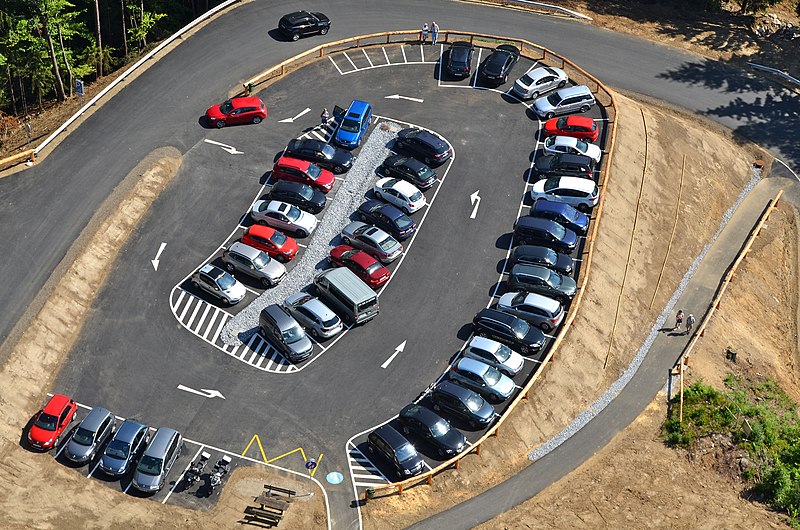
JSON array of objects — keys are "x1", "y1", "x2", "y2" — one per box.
[
  {"x1": 278, "y1": 107, "x2": 312, "y2": 123},
  {"x1": 470, "y1": 190, "x2": 481, "y2": 219},
  {"x1": 177, "y1": 385, "x2": 226, "y2": 399},
  {"x1": 151, "y1": 242, "x2": 167, "y2": 271},
  {"x1": 384, "y1": 94, "x2": 424, "y2": 103},
  {"x1": 203, "y1": 138, "x2": 244, "y2": 155},
  {"x1": 381, "y1": 340, "x2": 407, "y2": 369}
]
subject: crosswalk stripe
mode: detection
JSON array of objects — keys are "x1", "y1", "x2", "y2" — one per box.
[
  {"x1": 254, "y1": 353, "x2": 268, "y2": 368},
  {"x1": 228, "y1": 343, "x2": 241, "y2": 356},
  {"x1": 178, "y1": 295, "x2": 195, "y2": 320},
  {"x1": 192, "y1": 303, "x2": 212, "y2": 334},
  {"x1": 202, "y1": 309, "x2": 222, "y2": 340},
  {"x1": 185, "y1": 297, "x2": 204, "y2": 327},
  {"x1": 352, "y1": 474, "x2": 386, "y2": 480},
  {"x1": 173, "y1": 290, "x2": 186, "y2": 311},
  {"x1": 246, "y1": 350, "x2": 259, "y2": 364},
  {"x1": 310, "y1": 130, "x2": 326, "y2": 141},
  {"x1": 211, "y1": 314, "x2": 228, "y2": 344}
]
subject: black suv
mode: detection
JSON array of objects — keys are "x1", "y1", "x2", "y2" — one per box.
[
  {"x1": 534, "y1": 153, "x2": 595, "y2": 180},
  {"x1": 278, "y1": 11, "x2": 330, "y2": 41},
  {"x1": 445, "y1": 41, "x2": 474, "y2": 78},
  {"x1": 268, "y1": 181, "x2": 326, "y2": 214},
  {"x1": 394, "y1": 128, "x2": 452, "y2": 167},
  {"x1": 399, "y1": 404, "x2": 467, "y2": 457},
  {"x1": 380, "y1": 155, "x2": 437, "y2": 190},
  {"x1": 507, "y1": 263, "x2": 578, "y2": 304},
  {"x1": 513, "y1": 216, "x2": 577, "y2": 254},
  {"x1": 472, "y1": 308, "x2": 545, "y2": 354},
  {"x1": 357, "y1": 200, "x2": 417, "y2": 241},
  {"x1": 510, "y1": 245, "x2": 573, "y2": 275},
  {"x1": 430, "y1": 381, "x2": 495, "y2": 429},
  {"x1": 478, "y1": 44, "x2": 520, "y2": 85},
  {"x1": 284, "y1": 138, "x2": 353, "y2": 174},
  {"x1": 367, "y1": 425, "x2": 424, "y2": 479}
]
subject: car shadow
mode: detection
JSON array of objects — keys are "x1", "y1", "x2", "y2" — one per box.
[
  {"x1": 496, "y1": 258, "x2": 510, "y2": 275},
  {"x1": 198, "y1": 116, "x2": 214, "y2": 129},
  {"x1": 18, "y1": 416, "x2": 38, "y2": 451},
  {"x1": 495, "y1": 232, "x2": 514, "y2": 250},
  {"x1": 456, "y1": 323, "x2": 473, "y2": 342},
  {"x1": 500, "y1": 91, "x2": 523, "y2": 105},
  {"x1": 522, "y1": 168, "x2": 537, "y2": 184},
  {"x1": 259, "y1": 171, "x2": 274, "y2": 185},
  {"x1": 526, "y1": 107, "x2": 542, "y2": 123},
  {"x1": 267, "y1": 28, "x2": 290, "y2": 42}
]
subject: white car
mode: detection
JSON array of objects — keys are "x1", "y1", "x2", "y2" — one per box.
[
  {"x1": 512, "y1": 65, "x2": 568, "y2": 100},
  {"x1": 190, "y1": 264, "x2": 247, "y2": 305},
  {"x1": 250, "y1": 200, "x2": 318, "y2": 237},
  {"x1": 543, "y1": 136, "x2": 601, "y2": 163},
  {"x1": 530, "y1": 176, "x2": 599, "y2": 212},
  {"x1": 462, "y1": 336, "x2": 524, "y2": 376},
  {"x1": 283, "y1": 292, "x2": 343, "y2": 340},
  {"x1": 374, "y1": 177, "x2": 426, "y2": 214}
]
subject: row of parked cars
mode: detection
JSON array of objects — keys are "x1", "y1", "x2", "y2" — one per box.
[{"x1": 28, "y1": 394, "x2": 183, "y2": 493}]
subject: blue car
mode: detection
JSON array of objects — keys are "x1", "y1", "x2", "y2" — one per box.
[
  {"x1": 529, "y1": 199, "x2": 589, "y2": 235},
  {"x1": 333, "y1": 100, "x2": 373, "y2": 148},
  {"x1": 98, "y1": 419, "x2": 149, "y2": 476}
]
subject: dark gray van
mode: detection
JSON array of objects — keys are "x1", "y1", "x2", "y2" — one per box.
[
  {"x1": 259, "y1": 304, "x2": 314, "y2": 362},
  {"x1": 132, "y1": 427, "x2": 182, "y2": 493},
  {"x1": 513, "y1": 216, "x2": 577, "y2": 254},
  {"x1": 314, "y1": 268, "x2": 379, "y2": 325},
  {"x1": 367, "y1": 424, "x2": 424, "y2": 479}
]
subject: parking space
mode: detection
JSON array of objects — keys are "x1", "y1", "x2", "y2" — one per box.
[{"x1": 329, "y1": 44, "x2": 437, "y2": 76}]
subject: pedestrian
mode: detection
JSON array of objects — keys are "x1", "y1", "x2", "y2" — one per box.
[
  {"x1": 431, "y1": 21, "x2": 439, "y2": 45},
  {"x1": 421, "y1": 23, "x2": 429, "y2": 44},
  {"x1": 685, "y1": 313, "x2": 696, "y2": 335},
  {"x1": 673, "y1": 310, "x2": 684, "y2": 331},
  {"x1": 320, "y1": 108, "x2": 330, "y2": 127}
]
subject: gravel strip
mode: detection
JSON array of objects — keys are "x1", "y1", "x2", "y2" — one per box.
[
  {"x1": 221, "y1": 121, "x2": 403, "y2": 345},
  {"x1": 528, "y1": 169, "x2": 761, "y2": 462}
]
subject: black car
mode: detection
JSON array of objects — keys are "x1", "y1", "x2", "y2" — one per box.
[
  {"x1": 357, "y1": 200, "x2": 417, "y2": 241},
  {"x1": 367, "y1": 425, "x2": 425, "y2": 479},
  {"x1": 394, "y1": 128, "x2": 452, "y2": 167},
  {"x1": 472, "y1": 308, "x2": 545, "y2": 355},
  {"x1": 534, "y1": 153, "x2": 595, "y2": 180},
  {"x1": 510, "y1": 245, "x2": 573, "y2": 275},
  {"x1": 380, "y1": 155, "x2": 437, "y2": 190},
  {"x1": 478, "y1": 44, "x2": 520, "y2": 85},
  {"x1": 445, "y1": 41, "x2": 474, "y2": 78},
  {"x1": 430, "y1": 381, "x2": 496, "y2": 430},
  {"x1": 398, "y1": 404, "x2": 467, "y2": 458},
  {"x1": 284, "y1": 138, "x2": 353, "y2": 174},
  {"x1": 513, "y1": 216, "x2": 578, "y2": 254},
  {"x1": 507, "y1": 263, "x2": 577, "y2": 304},
  {"x1": 278, "y1": 11, "x2": 330, "y2": 41},
  {"x1": 268, "y1": 180, "x2": 326, "y2": 214}
]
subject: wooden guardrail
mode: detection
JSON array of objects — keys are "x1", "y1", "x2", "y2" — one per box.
[{"x1": 0, "y1": 149, "x2": 35, "y2": 172}]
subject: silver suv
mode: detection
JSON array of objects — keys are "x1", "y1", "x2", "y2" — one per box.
[
  {"x1": 190, "y1": 264, "x2": 247, "y2": 305},
  {"x1": 222, "y1": 242, "x2": 286, "y2": 288},
  {"x1": 259, "y1": 304, "x2": 314, "y2": 363},
  {"x1": 283, "y1": 292, "x2": 343, "y2": 340},
  {"x1": 533, "y1": 85, "x2": 595, "y2": 119}
]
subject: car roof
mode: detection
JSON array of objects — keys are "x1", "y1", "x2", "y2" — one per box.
[
  {"x1": 228, "y1": 241, "x2": 262, "y2": 260},
  {"x1": 372, "y1": 424, "x2": 409, "y2": 448},
  {"x1": 246, "y1": 224, "x2": 276, "y2": 239},
  {"x1": 300, "y1": 297, "x2": 337, "y2": 320},
  {"x1": 43, "y1": 394, "x2": 73, "y2": 414},
  {"x1": 468, "y1": 335, "x2": 504, "y2": 354},
  {"x1": 145, "y1": 427, "x2": 179, "y2": 455},
  {"x1": 508, "y1": 291, "x2": 561, "y2": 313},
  {"x1": 555, "y1": 85, "x2": 593, "y2": 98},
  {"x1": 555, "y1": 153, "x2": 593, "y2": 165},
  {"x1": 384, "y1": 178, "x2": 417, "y2": 195},
  {"x1": 345, "y1": 247, "x2": 379, "y2": 268},
  {"x1": 262, "y1": 304, "x2": 296, "y2": 330},
  {"x1": 532, "y1": 200, "x2": 577, "y2": 216},
  {"x1": 435, "y1": 380, "x2": 480, "y2": 400},
  {"x1": 199, "y1": 264, "x2": 225, "y2": 279},
  {"x1": 115, "y1": 419, "x2": 147, "y2": 441},
  {"x1": 346, "y1": 99, "x2": 371, "y2": 116},
  {"x1": 548, "y1": 136, "x2": 579, "y2": 148},
  {"x1": 272, "y1": 179, "x2": 310, "y2": 193},
  {"x1": 80, "y1": 407, "x2": 112, "y2": 430},
  {"x1": 456, "y1": 357, "x2": 492, "y2": 376},
  {"x1": 562, "y1": 115, "x2": 595, "y2": 128},
  {"x1": 283, "y1": 10, "x2": 312, "y2": 22},
  {"x1": 401, "y1": 403, "x2": 443, "y2": 426},
  {"x1": 516, "y1": 215, "x2": 561, "y2": 231},
  {"x1": 266, "y1": 200, "x2": 294, "y2": 214},
  {"x1": 514, "y1": 245, "x2": 556, "y2": 259},
  {"x1": 496, "y1": 44, "x2": 520, "y2": 55},
  {"x1": 275, "y1": 156, "x2": 311, "y2": 170},
  {"x1": 510, "y1": 263, "x2": 552, "y2": 280},
  {"x1": 476, "y1": 307, "x2": 517, "y2": 326},
  {"x1": 288, "y1": 138, "x2": 325, "y2": 150},
  {"x1": 555, "y1": 176, "x2": 598, "y2": 192},
  {"x1": 451, "y1": 40, "x2": 473, "y2": 48},
  {"x1": 229, "y1": 96, "x2": 262, "y2": 108}
]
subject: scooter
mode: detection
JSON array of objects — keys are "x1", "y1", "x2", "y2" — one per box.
[
  {"x1": 208, "y1": 455, "x2": 232, "y2": 495},
  {"x1": 186, "y1": 451, "x2": 210, "y2": 487}
]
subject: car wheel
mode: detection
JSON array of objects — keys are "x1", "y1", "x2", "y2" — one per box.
[
  {"x1": 224, "y1": 263, "x2": 236, "y2": 273},
  {"x1": 260, "y1": 277, "x2": 274, "y2": 288},
  {"x1": 530, "y1": 91, "x2": 539, "y2": 100},
  {"x1": 252, "y1": 116, "x2": 262, "y2": 124},
  {"x1": 342, "y1": 236, "x2": 351, "y2": 245},
  {"x1": 191, "y1": 280, "x2": 200, "y2": 289},
  {"x1": 334, "y1": 165, "x2": 344, "y2": 174},
  {"x1": 540, "y1": 323, "x2": 551, "y2": 332},
  {"x1": 558, "y1": 80, "x2": 567, "y2": 88},
  {"x1": 297, "y1": 229, "x2": 308, "y2": 238},
  {"x1": 580, "y1": 105, "x2": 590, "y2": 113},
  {"x1": 215, "y1": 120, "x2": 225, "y2": 128},
  {"x1": 432, "y1": 403, "x2": 441, "y2": 412},
  {"x1": 577, "y1": 203, "x2": 590, "y2": 213},
  {"x1": 545, "y1": 112, "x2": 555, "y2": 120},
  {"x1": 402, "y1": 206, "x2": 411, "y2": 215},
  {"x1": 291, "y1": 33, "x2": 300, "y2": 41},
  {"x1": 320, "y1": 27, "x2": 328, "y2": 35}
]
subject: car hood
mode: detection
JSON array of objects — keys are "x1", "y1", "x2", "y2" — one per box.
[
  {"x1": 330, "y1": 150, "x2": 354, "y2": 168},
  {"x1": 505, "y1": 350, "x2": 525, "y2": 374},
  {"x1": 523, "y1": 326, "x2": 546, "y2": 349},
  {"x1": 28, "y1": 425, "x2": 56, "y2": 445},
  {"x1": 439, "y1": 429, "x2": 467, "y2": 452},
  {"x1": 100, "y1": 454, "x2": 128, "y2": 474},
  {"x1": 205, "y1": 104, "x2": 224, "y2": 119},
  {"x1": 66, "y1": 439, "x2": 94, "y2": 461},
  {"x1": 296, "y1": 211, "x2": 319, "y2": 231},
  {"x1": 335, "y1": 128, "x2": 359, "y2": 145},
  {"x1": 560, "y1": 275, "x2": 578, "y2": 296},
  {"x1": 563, "y1": 228, "x2": 579, "y2": 249},
  {"x1": 534, "y1": 156, "x2": 556, "y2": 172},
  {"x1": 555, "y1": 253, "x2": 574, "y2": 274},
  {"x1": 534, "y1": 98, "x2": 556, "y2": 113},
  {"x1": 288, "y1": 335, "x2": 314, "y2": 359},
  {"x1": 494, "y1": 374, "x2": 516, "y2": 398},
  {"x1": 474, "y1": 400, "x2": 496, "y2": 423},
  {"x1": 584, "y1": 143, "x2": 602, "y2": 162},
  {"x1": 259, "y1": 258, "x2": 287, "y2": 279},
  {"x1": 497, "y1": 292, "x2": 518, "y2": 310},
  {"x1": 133, "y1": 470, "x2": 161, "y2": 490}
]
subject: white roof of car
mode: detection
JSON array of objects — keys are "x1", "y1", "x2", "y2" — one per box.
[
  {"x1": 501, "y1": 291, "x2": 561, "y2": 314},
  {"x1": 379, "y1": 177, "x2": 419, "y2": 197},
  {"x1": 546, "y1": 136, "x2": 579, "y2": 149},
  {"x1": 535, "y1": 176, "x2": 597, "y2": 194},
  {"x1": 467, "y1": 336, "x2": 505, "y2": 354}
]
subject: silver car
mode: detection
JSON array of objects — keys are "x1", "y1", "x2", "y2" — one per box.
[
  {"x1": 283, "y1": 292, "x2": 343, "y2": 340},
  {"x1": 374, "y1": 177, "x2": 427, "y2": 214},
  {"x1": 190, "y1": 264, "x2": 247, "y2": 305},
  {"x1": 533, "y1": 85, "x2": 595, "y2": 119},
  {"x1": 341, "y1": 222, "x2": 403, "y2": 264},
  {"x1": 462, "y1": 336, "x2": 524, "y2": 376},
  {"x1": 222, "y1": 242, "x2": 286, "y2": 288},
  {"x1": 64, "y1": 407, "x2": 116, "y2": 464},
  {"x1": 498, "y1": 291, "x2": 565, "y2": 332},
  {"x1": 449, "y1": 358, "x2": 516, "y2": 403},
  {"x1": 512, "y1": 65, "x2": 568, "y2": 100},
  {"x1": 250, "y1": 200, "x2": 318, "y2": 237},
  {"x1": 530, "y1": 176, "x2": 599, "y2": 212},
  {"x1": 543, "y1": 136, "x2": 601, "y2": 163},
  {"x1": 99, "y1": 419, "x2": 149, "y2": 476}
]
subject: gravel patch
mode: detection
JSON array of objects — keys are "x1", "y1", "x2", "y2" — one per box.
[
  {"x1": 528, "y1": 168, "x2": 761, "y2": 462},
  {"x1": 221, "y1": 121, "x2": 403, "y2": 345}
]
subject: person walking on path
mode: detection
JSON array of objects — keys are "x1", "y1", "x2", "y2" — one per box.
[
  {"x1": 431, "y1": 21, "x2": 439, "y2": 45},
  {"x1": 421, "y1": 23, "x2": 429, "y2": 44},
  {"x1": 684, "y1": 313, "x2": 696, "y2": 335},
  {"x1": 673, "y1": 310, "x2": 684, "y2": 331},
  {"x1": 320, "y1": 108, "x2": 330, "y2": 127}
]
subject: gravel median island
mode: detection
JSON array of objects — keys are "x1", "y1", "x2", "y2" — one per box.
[{"x1": 221, "y1": 121, "x2": 402, "y2": 345}]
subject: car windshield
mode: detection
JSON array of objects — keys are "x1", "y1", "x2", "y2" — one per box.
[
  {"x1": 575, "y1": 139, "x2": 589, "y2": 152},
  {"x1": 484, "y1": 366, "x2": 502, "y2": 385},
  {"x1": 549, "y1": 270, "x2": 563, "y2": 287},
  {"x1": 543, "y1": 248, "x2": 557, "y2": 263},
  {"x1": 465, "y1": 394, "x2": 484, "y2": 412},
  {"x1": 219, "y1": 100, "x2": 233, "y2": 114},
  {"x1": 72, "y1": 427, "x2": 94, "y2": 446},
  {"x1": 365, "y1": 262, "x2": 384, "y2": 275},
  {"x1": 417, "y1": 166, "x2": 434, "y2": 178},
  {"x1": 340, "y1": 117, "x2": 360, "y2": 133},
  {"x1": 296, "y1": 186, "x2": 313, "y2": 200},
  {"x1": 396, "y1": 443, "x2": 418, "y2": 463},
  {"x1": 519, "y1": 73, "x2": 534, "y2": 85},
  {"x1": 322, "y1": 314, "x2": 340, "y2": 327},
  {"x1": 511, "y1": 318, "x2": 531, "y2": 338},
  {"x1": 430, "y1": 420, "x2": 449, "y2": 437},
  {"x1": 252, "y1": 251, "x2": 271, "y2": 268},
  {"x1": 511, "y1": 292, "x2": 527, "y2": 306},
  {"x1": 286, "y1": 205, "x2": 302, "y2": 221},
  {"x1": 137, "y1": 455, "x2": 163, "y2": 476},
  {"x1": 320, "y1": 144, "x2": 336, "y2": 158},
  {"x1": 546, "y1": 92, "x2": 562, "y2": 106},
  {"x1": 570, "y1": 208, "x2": 582, "y2": 221},
  {"x1": 377, "y1": 237, "x2": 397, "y2": 252},
  {"x1": 495, "y1": 344, "x2": 512, "y2": 362},
  {"x1": 409, "y1": 191, "x2": 423, "y2": 202},
  {"x1": 395, "y1": 216, "x2": 413, "y2": 230},
  {"x1": 551, "y1": 223, "x2": 566, "y2": 239},
  {"x1": 34, "y1": 413, "x2": 58, "y2": 431},
  {"x1": 306, "y1": 164, "x2": 322, "y2": 179},
  {"x1": 217, "y1": 274, "x2": 236, "y2": 290},
  {"x1": 282, "y1": 325, "x2": 305, "y2": 344},
  {"x1": 543, "y1": 178, "x2": 561, "y2": 193},
  {"x1": 556, "y1": 117, "x2": 568, "y2": 129},
  {"x1": 105, "y1": 439, "x2": 130, "y2": 459},
  {"x1": 270, "y1": 231, "x2": 287, "y2": 246}
]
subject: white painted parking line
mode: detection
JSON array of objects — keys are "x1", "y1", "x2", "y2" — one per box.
[
  {"x1": 123, "y1": 479, "x2": 133, "y2": 494},
  {"x1": 87, "y1": 459, "x2": 102, "y2": 478},
  {"x1": 297, "y1": 242, "x2": 308, "y2": 248},
  {"x1": 310, "y1": 129, "x2": 327, "y2": 141},
  {"x1": 420, "y1": 44, "x2": 425, "y2": 62},
  {"x1": 211, "y1": 314, "x2": 228, "y2": 343},
  {"x1": 362, "y1": 49, "x2": 374, "y2": 67},
  {"x1": 343, "y1": 52, "x2": 358, "y2": 71},
  {"x1": 54, "y1": 442, "x2": 68, "y2": 459},
  {"x1": 242, "y1": 285, "x2": 260, "y2": 296},
  {"x1": 471, "y1": 49, "x2": 482, "y2": 88},
  {"x1": 328, "y1": 56, "x2": 344, "y2": 75},
  {"x1": 401, "y1": 45, "x2": 407, "y2": 63},
  {"x1": 543, "y1": 333, "x2": 557, "y2": 339},
  {"x1": 422, "y1": 461, "x2": 433, "y2": 471},
  {"x1": 382, "y1": 47, "x2": 390, "y2": 64},
  {"x1": 192, "y1": 303, "x2": 212, "y2": 334},
  {"x1": 573, "y1": 257, "x2": 583, "y2": 262},
  {"x1": 254, "y1": 352, "x2": 268, "y2": 368},
  {"x1": 513, "y1": 384, "x2": 524, "y2": 390}
]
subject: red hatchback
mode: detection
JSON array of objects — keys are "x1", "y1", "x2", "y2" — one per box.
[
  {"x1": 542, "y1": 115, "x2": 599, "y2": 142},
  {"x1": 329, "y1": 245, "x2": 391, "y2": 289},
  {"x1": 241, "y1": 225, "x2": 298, "y2": 262},
  {"x1": 28, "y1": 394, "x2": 77, "y2": 450},
  {"x1": 272, "y1": 156, "x2": 335, "y2": 193},
  {"x1": 205, "y1": 96, "x2": 267, "y2": 128}
]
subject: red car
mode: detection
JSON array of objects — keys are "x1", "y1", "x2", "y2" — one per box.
[
  {"x1": 241, "y1": 225, "x2": 298, "y2": 262},
  {"x1": 27, "y1": 394, "x2": 77, "y2": 450},
  {"x1": 205, "y1": 96, "x2": 267, "y2": 128},
  {"x1": 272, "y1": 156, "x2": 335, "y2": 193},
  {"x1": 329, "y1": 245, "x2": 391, "y2": 289},
  {"x1": 542, "y1": 115, "x2": 599, "y2": 142}
]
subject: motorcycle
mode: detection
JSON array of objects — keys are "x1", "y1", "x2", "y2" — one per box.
[
  {"x1": 208, "y1": 455, "x2": 232, "y2": 495},
  {"x1": 186, "y1": 451, "x2": 210, "y2": 487}
]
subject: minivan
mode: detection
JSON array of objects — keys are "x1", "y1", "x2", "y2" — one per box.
[
  {"x1": 333, "y1": 100, "x2": 372, "y2": 148},
  {"x1": 507, "y1": 263, "x2": 578, "y2": 304},
  {"x1": 314, "y1": 267, "x2": 379, "y2": 325},
  {"x1": 430, "y1": 381, "x2": 496, "y2": 429},
  {"x1": 132, "y1": 427, "x2": 182, "y2": 493},
  {"x1": 64, "y1": 407, "x2": 116, "y2": 464},
  {"x1": 534, "y1": 153, "x2": 595, "y2": 180},
  {"x1": 513, "y1": 216, "x2": 577, "y2": 254},
  {"x1": 367, "y1": 425, "x2": 424, "y2": 479},
  {"x1": 533, "y1": 85, "x2": 595, "y2": 119},
  {"x1": 510, "y1": 244, "x2": 574, "y2": 275},
  {"x1": 259, "y1": 304, "x2": 314, "y2": 362},
  {"x1": 529, "y1": 200, "x2": 590, "y2": 235}
]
